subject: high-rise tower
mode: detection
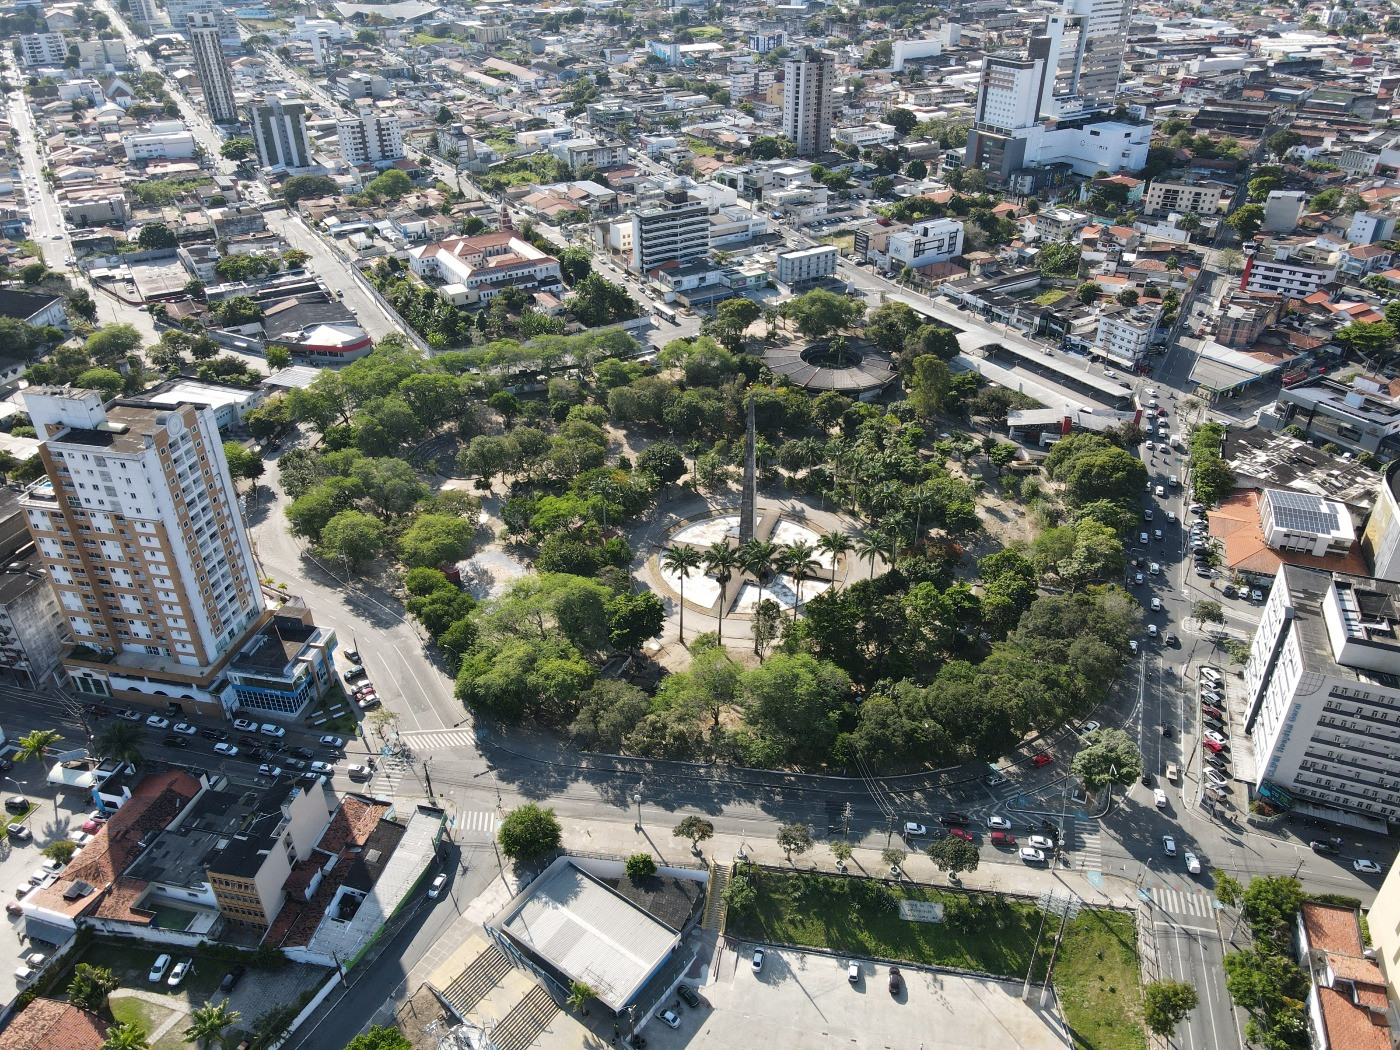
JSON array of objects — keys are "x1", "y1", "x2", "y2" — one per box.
[
  {"x1": 188, "y1": 12, "x2": 237, "y2": 124},
  {"x1": 248, "y1": 95, "x2": 312, "y2": 170},
  {"x1": 781, "y1": 47, "x2": 835, "y2": 157}
]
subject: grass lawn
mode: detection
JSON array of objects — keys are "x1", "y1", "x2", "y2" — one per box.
[
  {"x1": 727, "y1": 869, "x2": 1054, "y2": 980},
  {"x1": 71, "y1": 941, "x2": 225, "y2": 1000},
  {"x1": 684, "y1": 136, "x2": 719, "y2": 157},
  {"x1": 1033, "y1": 288, "x2": 1068, "y2": 306},
  {"x1": 111, "y1": 995, "x2": 184, "y2": 1050},
  {"x1": 1052, "y1": 909, "x2": 1145, "y2": 1050},
  {"x1": 820, "y1": 233, "x2": 856, "y2": 253},
  {"x1": 689, "y1": 25, "x2": 725, "y2": 40}
]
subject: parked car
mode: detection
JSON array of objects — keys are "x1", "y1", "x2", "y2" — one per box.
[
  {"x1": 847, "y1": 962, "x2": 860, "y2": 984},
  {"x1": 991, "y1": 831, "x2": 1017, "y2": 847},
  {"x1": 320, "y1": 735, "x2": 345, "y2": 749},
  {"x1": 167, "y1": 958, "x2": 193, "y2": 987},
  {"x1": 678, "y1": 984, "x2": 701, "y2": 1007},
  {"x1": 148, "y1": 954, "x2": 172, "y2": 983},
  {"x1": 214, "y1": 742, "x2": 239, "y2": 756},
  {"x1": 752, "y1": 949, "x2": 764, "y2": 974},
  {"x1": 344, "y1": 667, "x2": 368, "y2": 683},
  {"x1": 1154, "y1": 788, "x2": 1168, "y2": 809},
  {"x1": 1162, "y1": 835, "x2": 1177, "y2": 856},
  {"x1": 1019, "y1": 847, "x2": 1046, "y2": 864},
  {"x1": 1204, "y1": 729, "x2": 1229, "y2": 747},
  {"x1": 428, "y1": 874, "x2": 447, "y2": 899},
  {"x1": 1031, "y1": 754, "x2": 1053, "y2": 768},
  {"x1": 173, "y1": 722, "x2": 196, "y2": 736},
  {"x1": 7, "y1": 825, "x2": 30, "y2": 843},
  {"x1": 888, "y1": 966, "x2": 901, "y2": 995},
  {"x1": 1079, "y1": 721, "x2": 1101, "y2": 735},
  {"x1": 117, "y1": 709, "x2": 141, "y2": 722},
  {"x1": 345, "y1": 650, "x2": 362, "y2": 664},
  {"x1": 347, "y1": 764, "x2": 370, "y2": 780},
  {"x1": 1310, "y1": 841, "x2": 1340, "y2": 856},
  {"x1": 352, "y1": 683, "x2": 377, "y2": 698},
  {"x1": 233, "y1": 718, "x2": 257, "y2": 731},
  {"x1": 14, "y1": 966, "x2": 37, "y2": 986},
  {"x1": 259, "y1": 724, "x2": 285, "y2": 738},
  {"x1": 162, "y1": 735, "x2": 188, "y2": 749},
  {"x1": 903, "y1": 822, "x2": 926, "y2": 837},
  {"x1": 4, "y1": 797, "x2": 28, "y2": 814},
  {"x1": 145, "y1": 715, "x2": 170, "y2": 729},
  {"x1": 219, "y1": 965, "x2": 246, "y2": 993},
  {"x1": 258, "y1": 764, "x2": 282, "y2": 777},
  {"x1": 1203, "y1": 738, "x2": 1225, "y2": 755},
  {"x1": 939, "y1": 812, "x2": 969, "y2": 825},
  {"x1": 310, "y1": 760, "x2": 333, "y2": 773},
  {"x1": 1204, "y1": 768, "x2": 1229, "y2": 788}
]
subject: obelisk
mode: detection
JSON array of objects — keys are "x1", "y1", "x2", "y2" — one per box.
[{"x1": 739, "y1": 392, "x2": 757, "y2": 543}]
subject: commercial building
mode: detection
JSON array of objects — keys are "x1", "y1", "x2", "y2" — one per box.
[
  {"x1": 1241, "y1": 243, "x2": 1336, "y2": 300},
  {"x1": 1093, "y1": 303, "x2": 1161, "y2": 366},
  {"x1": 832, "y1": 123, "x2": 897, "y2": 148},
  {"x1": 1257, "y1": 488, "x2": 1356, "y2": 558},
  {"x1": 19, "y1": 33, "x2": 68, "y2": 69},
  {"x1": 1262, "y1": 190, "x2": 1308, "y2": 235},
  {"x1": 1244, "y1": 565, "x2": 1400, "y2": 825},
  {"x1": 19, "y1": 389, "x2": 267, "y2": 712},
  {"x1": 884, "y1": 217, "x2": 966, "y2": 270},
  {"x1": 168, "y1": 0, "x2": 239, "y2": 48},
  {"x1": 629, "y1": 185, "x2": 710, "y2": 275},
  {"x1": 188, "y1": 12, "x2": 237, "y2": 125},
  {"x1": 408, "y1": 232, "x2": 561, "y2": 304},
  {"x1": 1363, "y1": 463, "x2": 1400, "y2": 584},
  {"x1": 775, "y1": 244, "x2": 837, "y2": 284},
  {"x1": 248, "y1": 96, "x2": 313, "y2": 171},
  {"x1": 335, "y1": 110, "x2": 404, "y2": 167},
  {"x1": 1142, "y1": 180, "x2": 1224, "y2": 218},
  {"x1": 1275, "y1": 374, "x2": 1400, "y2": 457},
  {"x1": 1349, "y1": 212, "x2": 1397, "y2": 247},
  {"x1": 121, "y1": 121, "x2": 197, "y2": 162},
  {"x1": 781, "y1": 47, "x2": 835, "y2": 157}
]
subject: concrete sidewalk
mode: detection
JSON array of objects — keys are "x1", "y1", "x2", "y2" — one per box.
[{"x1": 560, "y1": 822, "x2": 1142, "y2": 911}]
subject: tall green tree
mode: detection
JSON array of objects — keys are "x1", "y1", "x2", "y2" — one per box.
[
  {"x1": 183, "y1": 1000, "x2": 241, "y2": 1050},
  {"x1": 660, "y1": 545, "x2": 703, "y2": 645},
  {"x1": 1071, "y1": 728, "x2": 1143, "y2": 792},
  {"x1": 497, "y1": 802, "x2": 562, "y2": 861},
  {"x1": 1143, "y1": 980, "x2": 1198, "y2": 1037}
]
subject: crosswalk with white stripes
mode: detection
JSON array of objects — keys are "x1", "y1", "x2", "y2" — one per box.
[
  {"x1": 402, "y1": 728, "x2": 476, "y2": 751},
  {"x1": 455, "y1": 810, "x2": 502, "y2": 836},
  {"x1": 1142, "y1": 884, "x2": 1218, "y2": 921},
  {"x1": 1073, "y1": 819, "x2": 1103, "y2": 872}
]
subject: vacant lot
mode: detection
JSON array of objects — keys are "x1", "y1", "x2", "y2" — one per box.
[{"x1": 726, "y1": 868, "x2": 1143, "y2": 1049}]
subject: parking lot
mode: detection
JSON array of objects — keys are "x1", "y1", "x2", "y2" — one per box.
[{"x1": 641, "y1": 944, "x2": 1071, "y2": 1050}]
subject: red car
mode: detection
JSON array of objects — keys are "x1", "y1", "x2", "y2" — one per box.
[
  {"x1": 1031, "y1": 754, "x2": 1053, "y2": 768},
  {"x1": 990, "y1": 831, "x2": 1017, "y2": 847},
  {"x1": 1203, "y1": 738, "x2": 1225, "y2": 754},
  {"x1": 948, "y1": 828, "x2": 974, "y2": 842},
  {"x1": 352, "y1": 683, "x2": 376, "y2": 698}
]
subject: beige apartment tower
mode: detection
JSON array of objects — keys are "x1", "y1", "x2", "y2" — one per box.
[{"x1": 782, "y1": 47, "x2": 835, "y2": 157}]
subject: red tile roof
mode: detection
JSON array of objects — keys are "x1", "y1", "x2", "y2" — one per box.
[
  {"x1": 0, "y1": 999, "x2": 106, "y2": 1050},
  {"x1": 1208, "y1": 491, "x2": 1370, "y2": 577}
]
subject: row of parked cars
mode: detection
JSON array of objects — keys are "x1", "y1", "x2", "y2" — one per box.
[{"x1": 1199, "y1": 666, "x2": 1232, "y2": 793}]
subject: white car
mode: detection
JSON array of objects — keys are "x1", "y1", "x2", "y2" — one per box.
[
  {"x1": 1147, "y1": 624, "x2": 1159, "y2": 637},
  {"x1": 167, "y1": 958, "x2": 193, "y2": 987},
  {"x1": 1184, "y1": 851, "x2": 1201, "y2": 874},
  {"x1": 1155, "y1": 485, "x2": 1166, "y2": 497},
  {"x1": 1204, "y1": 729, "x2": 1228, "y2": 747},
  {"x1": 173, "y1": 723, "x2": 196, "y2": 735},
  {"x1": 1080, "y1": 721, "x2": 1101, "y2": 735},
  {"x1": 145, "y1": 715, "x2": 170, "y2": 729},
  {"x1": 14, "y1": 965, "x2": 37, "y2": 985},
  {"x1": 1154, "y1": 788, "x2": 1168, "y2": 809},
  {"x1": 319, "y1": 735, "x2": 345, "y2": 748},
  {"x1": 1150, "y1": 597, "x2": 1162, "y2": 611},
  {"x1": 1027, "y1": 835, "x2": 1054, "y2": 850},
  {"x1": 657, "y1": 1009, "x2": 681, "y2": 1029},
  {"x1": 1139, "y1": 532, "x2": 1150, "y2": 545},
  {"x1": 347, "y1": 764, "x2": 371, "y2": 780},
  {"x1": 310, "y1": 760, "x2": 333, "y2": 773},
  {"x1": 258, "y1": 764, "x2": 282, "y2": 777},
  {"x1": 1019, "y1": 847, "x2": 1046, "y2": 864},
  {"x1": 1149, "y1": 562, "x2": 1161, "y2": 575},
  {"x1": 259, "y1": 724, "x2": 285, "y2": 738},
  {"x1": 1354, "y1": 859, "x2": 1384, "y2": 874},
  {"x1": 1162, "y1": 835, "x2": 1177, "y2": 856},
  {"x1": 148, "y1": 954, "x2": 172, "y2": 982},
  {"x1": 903, "y1": 822, "x2": 927, "y2": 837},
  {"x1": 1103, "y1": 369, "x2": 1118, "y2": 379},
  {"x1": 428, "y1": 873, "x2": 447, "y2": 899},
  {"x1": 752, "y1": 948, "x2": 764, "y2": 973},
  {"x1": 233, "y1": 718, "x2": 257, "y2": 731},
  {"x1": 214, "y1": 742, "x2": 238, "y2": 756},
  {"x1": 987, "y1": 816, "x2": 1012, "y2": 830},
  {"x1": 1204, "y1": 768, "x2": 1229, "y2": 788},
  {"x1": 1129, "y1": 639, "x2": 1139, "y2": 653}
]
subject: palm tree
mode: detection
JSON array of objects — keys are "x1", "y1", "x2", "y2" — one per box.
[
  {"x1": 738, "y1": 539, "x2": 777, "y2": 609},
  {"x1": 566, "y1": 980, "x2": 596, "y2": 1016},
  {"x1": 817, "y1": 530, "x2": 853, "y2": 570},
  {"x1": 184, "y1": 1000, "x2": 240, "y2": 1050},
  {"x1": 782, "y1": 541, "x2": 821, "y2": 620},
  {"x1": 855, "y1": 531, "x2": 893, "y2": 577},
  {"x1": 702, "y1": 542, "x2": 738, "y2": 646},
  {"x1": 660, "y1": 545, "x2": 703, "y2": 646},
  {"x1": 102, "y1": 1023, "x2": 151, "y2": 1050},
  {"x1": 16, "y1": 729, "x2": 61, "y2": 767},
  {"x1": 94, "y1": 722, "x2": 143, "y2": 766}
]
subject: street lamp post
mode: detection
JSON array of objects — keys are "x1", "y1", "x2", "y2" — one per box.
[{"x1": 632, "y1": 787, "x2": 642, "y2": 831}]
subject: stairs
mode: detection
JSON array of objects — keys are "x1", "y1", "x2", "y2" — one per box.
[
  {"x1": 702, "y1": 862, "x2": 731, "y2": 932},
  {"x1": 490, "y1": 985, "x2": 558, "y2": 1050},
  {"x1": 440, "y1": 944, "x2": 512, "y2": 1018}
]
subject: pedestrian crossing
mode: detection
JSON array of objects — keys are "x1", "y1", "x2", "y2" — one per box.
[
  {"x1": 1073, "y1": 819, "x2": 1103, "y2": 872},
  {"x1": 455, "y1": 810, "x2": 501, "y2": 836},
  {"x1": 402, "y1": 728, "x2": 476, "y2": 752},
  {"x1": 1142, "y1": 884, "x2": 1218, "y2": 921}
]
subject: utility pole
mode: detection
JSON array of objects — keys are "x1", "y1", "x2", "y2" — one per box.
[{"x1": 423, "y1": 759, "x2": 434, "y2": 800}]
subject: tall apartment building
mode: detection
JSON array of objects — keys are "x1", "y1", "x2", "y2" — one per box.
[
  {"x1": 248, "y1": 96, "x2": 313, "y2": 171},
  {"x1": 1245, "y1": 565, "x2": 1400, "y2": 824},
  {"x1": 19, "y1": 33, "x2": 68, "y2": 69},
  {"x1": 781, "y1": 47, "x2": 835, "y2": 157},
  {"x1": 335, "y1": 110, "x2": 404, "y2": 166},
  {"x1": 630, "y1": 185, "x2": 710, "y2": 274},
  {"x1": 168, "y1": 0, "x2": 239, "y2": 48},
  {"x1": 1263, "y1": 190, "x2": 1308, "y2": 234},
  {"x1": 1142, "y1": 180, "x2": 1224, "y2": 217},
  {"x1": 188, "y1": 13, "x2": 237, "y2": 125},
  {"x1": 1045, "y1": 0, "x2": 1133, "y2": 112},
  {"x1": 19, "y1": 389, "x2": 265, "y2": 709},
  {"x1": 1093, "y1": 303, "x2": 1161, "y2": 365},
  {"x1": 128, "y1": 0, "x2": 160, "y2": 26}
]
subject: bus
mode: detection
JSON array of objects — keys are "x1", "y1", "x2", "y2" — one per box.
[{"x1": 652, "y1": 303, "x2": 678, "y2": 324}]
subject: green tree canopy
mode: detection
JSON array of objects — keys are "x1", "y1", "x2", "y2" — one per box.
[
  {"x1": 219, "y1": 137, "x2": 256, "y2": 161},
  {"x1": 1071, "y1": 728, "x2": 1143, "y2": 792},
  {"x1": 497, "y1": 802, "x2": 562, "y2": 861}
]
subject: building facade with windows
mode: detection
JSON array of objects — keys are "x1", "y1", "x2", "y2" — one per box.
[
  {"x1": 188, "y1": 12, "x2": 237, "y2": 125},
  {"x1": 248, "y1": 96, "x2": 313, "y2": 171},
  {"x1": 1244, "y1": 565, "x2": 1400, "y2": 826},
  {"x1": 1142, "y1": 180, "x2": 1224, "y2": 217},
  {"x1": 775, "y1": 244, "x2": 837, "y2": 284},
  {"x1": 335, "y1": 111, "x2": 404, "y2": 167},
  {"x1": 19, "y1": 33, "x2": 68, "y2": 69},
  {"x1": 18, "y1": 389, "x2": 267, "y2": 715},
  {"x1": 781, "y1": 47, "x2": 834, "y2": 157},
  {"x1": 630, "y1": 186, "x2": 710, "y2": 274}
]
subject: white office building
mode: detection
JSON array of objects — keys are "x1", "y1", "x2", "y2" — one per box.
[
  {"x1": 188, "y1": 13, "x2": 237, "y2": 125},
  {"x1": 630, "y1": 185, "x2": 710, "y2": 274},
  {"x1": 1242, "y1": 243, "x2": 1336, "y2": 300},
  {"x1": 1244, "y1": 565, "x2": 1400, "y2": 826},
  {"x1": 775, "y1": 245, "x2": 838, "y2": 284},
  {"x1": 248, "y1": 96, "x2": 313, "y2": 171},
  {"x1": 122, "y1": 121, "x2": 197, "y2": 161},
  {"x1": 19, "y1": 389, "x2": 265, "y2": 699},
  {"x1": 335, "y1": 111, "x2": 404, "y2": 167},
  {"x1": 128, "y1": 0, "x2": 160, "y2": 25},
  {"x1": 885, "y1": 217, "x2": 966, "y2": 270},
  {"x1": 782, "y1": 47, "x2": 835, "y2": 158},
  {"x1": 19, "y1": 33, "x2": 68, "y2": 69},
  {"x1": 168, "y1": 0, "x2": 239, "y2": 48},
  {"x1": 1258, "y1": 489, "x2": 1356, "y2": 558}
]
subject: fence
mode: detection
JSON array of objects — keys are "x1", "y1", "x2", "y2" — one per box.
[{"x1": 270, "y1": 969, "x2": 344, "y2": 1050}]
